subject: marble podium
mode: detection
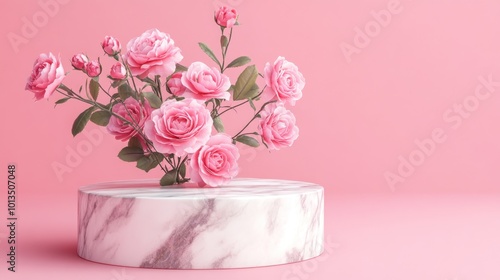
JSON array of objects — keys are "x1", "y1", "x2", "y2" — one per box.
[{"x1": 77, "y1": 178, "x2": 324, "y2": 269}]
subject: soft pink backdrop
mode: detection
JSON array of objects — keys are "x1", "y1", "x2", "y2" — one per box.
[{"x1": 1, "y1": 0, "x2": 500, "y2": 279}]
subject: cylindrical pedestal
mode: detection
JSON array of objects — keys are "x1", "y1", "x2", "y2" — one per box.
[{"x1": 77, "y1": 178, "x2": 324, "y2": 269}]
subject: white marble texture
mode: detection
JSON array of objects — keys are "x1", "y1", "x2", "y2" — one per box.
[{"x1": 77, "y1": 178, "x2": 324, "y2": 269}]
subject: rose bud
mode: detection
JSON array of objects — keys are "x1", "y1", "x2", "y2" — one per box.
[
  {"x1": 85, "y1": 60, "x2": 102, "y2": 77},
  {"x1": 215, "y1": 6, "x2": 238, "y2": 28},
  {"x1": 101, "y1": 36, "x2": 121, "y2": 56},
  {"x1": 71, "y1": 53, "x2": 88, "y2": 70},
  {"x1": 109, "y1": 62, "x2": 127, "y2": 80}
]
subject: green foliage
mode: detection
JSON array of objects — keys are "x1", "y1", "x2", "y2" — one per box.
[
  {"x1": 54, "y1": 97, "x2": 70, "y2": 106},
  {"x1": 160, "y1": 170, "x2": 178, "y2": 186},
  {"x1": 233, "y1": 65, "x2": 259, "y2": 100},
  {"x1": 220, "y1": 35, "x2": 229, "y2": 48},
  {"x1": 90, "y1": 110, "x2": 111, "y2": 126},
  {"x1": 118, "y1": 83, "x2": 134, "y2": 100},
  {"x1": 198, "y1": 42, "x2": 221, "y2": 68},
  {"x1": 143, "y1": 92, "x2": 162, "y2": 109},
  {"x1": 71, "y1": 106, "x2": 96, "y2": 136},
  {"x1": 213, "y1": 116, "x2": 225, "y2": 133},
  {"x1": 226, "y1": 56, "x2": 251, "y2": 68},
  {"x1": 89, "y1": 79, "x2": 100, "y2": 100},
  {"x1": 235, "y1": 135, "x2": 260, "y2": 147},
  {"x1": 117, "y1": 146, "x2": 144, "y2": 162},
  {"x1": 136, "y1": 153, "x2": 163, "y2": 172}
]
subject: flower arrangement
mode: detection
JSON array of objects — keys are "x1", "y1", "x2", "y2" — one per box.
[{"x1": 25, "y1": 7, "x2": 305, "y2": 187}]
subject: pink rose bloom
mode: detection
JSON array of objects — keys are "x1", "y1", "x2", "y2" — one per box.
[
  {"x1": 107, "y1": 97, "x2": 152, "y2": 143},
  {"x1": 110, "y1": 62, "x2": 127, "y2": 80},
  {"x1": 71, "y1": 53, "x2": 88, "y2": 70},
  {"x1": 181, "y1": 62, "x2": 231, "y2": 101},
  {"x1": 257, "y1": 103, "x2": 299, "y2": 150},
  {"x1": 124, "y1": 28, "x2": 183, "y2": 79},
  {"x1": 25, "y1": 52, "x2": 65, "y2": 101},
  {"x1": 85, "y1": 60, "x2": 101, "y2": 77},
  {"x1": 215, "y1": 6, "x2": 238, "y2": 28},
  {"x1": 144, "y1": 98, "x2": 213, "y2": 156},
  {"x1": 101, "y1": 36, "x2": 121, "y2": 56},
  {"x1": 167, "y1": 72, "x2": 187, "y2": 96},
  {"x1": 190, "y1": 133, "x2": 240, "y2": 187},
  {"x1": 263, "y1": 56, "x2": 305, "y2": 106}
]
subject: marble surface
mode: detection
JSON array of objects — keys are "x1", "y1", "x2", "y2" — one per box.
[{"x1": 77, "y1": 178, "x2": 324, "y2": 269}]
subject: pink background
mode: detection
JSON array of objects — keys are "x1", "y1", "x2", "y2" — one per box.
[{"x1": 1, "y1": 0, "x2": 500, "y2": 279}]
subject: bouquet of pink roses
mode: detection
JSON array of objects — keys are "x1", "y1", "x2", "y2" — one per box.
[{"x1": 25, "y1": 7, "x2": 305, "y2": 187}]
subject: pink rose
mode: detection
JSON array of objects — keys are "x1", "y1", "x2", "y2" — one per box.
[
  {"x1": 215, "y1": 6, "x2": 238, "y2": 28},
  {"x1": 85, "y1": 60, "x2": 101, "y2": 77},
  {"x1": 107, "y1": 97, "x2": 152, "y2": 143},
  {"x1": 257, "y1": 103, "x2": 299, "y2": 150},
  {"x1": 181, "y1": 62, "x2": 231, "y2": 101},
  {"x1": 167, "y1": 72, "x2": 187, "y2": 96},
  {"x1": 110, "y1": 62, "x2": 127, "y2": 80},
  {"x1": 101, "y1": 36, "x2": 121, "y2": 56},
  {"x1": 25, "y1": 52, "x2": 65, "y2": 101},
  {"x1": 144, "y1": 98, "x2": 213, "y2": 156},
  {"x1": 71, "y1": 53, "x2": 88, "y2": 70},
  {"x1": 124, "y1": 29, "x2": 183, "y2": 79},
  {"x1": 190, "y1": 133, "x2": 240, "y2": 187},
  {"x1": 263, "y1": 56, "x2": 305, "y2": 106}
]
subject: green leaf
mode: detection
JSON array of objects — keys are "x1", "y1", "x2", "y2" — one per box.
[
  {"x1": 248, "y1": 98, "x2": 256, "y2": 111},
  {"x1": 117, "y1": 146, "x2": 144, "y2": 162},
  {"x1": 54, "y1": 97, "x2": 70, "y2": 106},
  {"x1": 71, "y1": 106, "x2": 96, "y2": 137},
  {"x1": 89, "y1": 78, "x2": 100, "y2": 100},
  {"x1": 198, "y1": 42, "x2": 221, "y2": 68},
  {"x1": 140, "y1": 77, "x2": 155, "y2": 84},
  {"x1": 136, "y1": 153, "x2": 163, "y2": 172},
  {"x1": 136, "y1": 157, "x2": 155, "y2": 172},
  {"x1": 150, "y1": 152, "x2": 165, "y2": 162},
  {"x1": 128, "y1": 137, "x2": 142, "y2": 148},
  {"x1": 226, "y1": 56, "x2": 251, "y2": 68},
  {"x1": 235, "y1": 135, "x2": 260, "y2": 147},
  {"x1": 213, "y1": 116, "x2": 225, "y2": 133},
  {"x1": 118, "y1": 83, "x2": 133, "y2": 100},
  {"x1": 110, "y1": 93, "x2": 120, "y2": 100},
  {"x1": 160, "y1": 170, "x2": 178, "y2": 186},
  {"x1": 143, "y1": 92, "x2": 162, "y2": 109},
  {"x1": 58, "y1": 84, "x2": 73, "y2": 95},
  {"x1": 111, "y1": 79, "x2": 126, "y2": 88},
  {"x1": 179, "y1": 162, "x2": 186, "y2": 178},
  {"x1": 175, "y1": 63, "x2": 188, "y2": 72},
  {"x1": 90, "y1": 110, "x2": 111, "y2": 126},
  {"x1": 220, "y1": 35, "x2": 228, "y2": 48},
  {"x1": 247, "y1": 84, "x2": 260, "y2": 100},
  {"x1": 233, "y1": 65, "x2": 259, "y2": 101}
]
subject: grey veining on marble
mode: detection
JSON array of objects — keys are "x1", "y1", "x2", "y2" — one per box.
[{"x1": 77, "y1": 178, "x2": 324, "y2": 269}]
